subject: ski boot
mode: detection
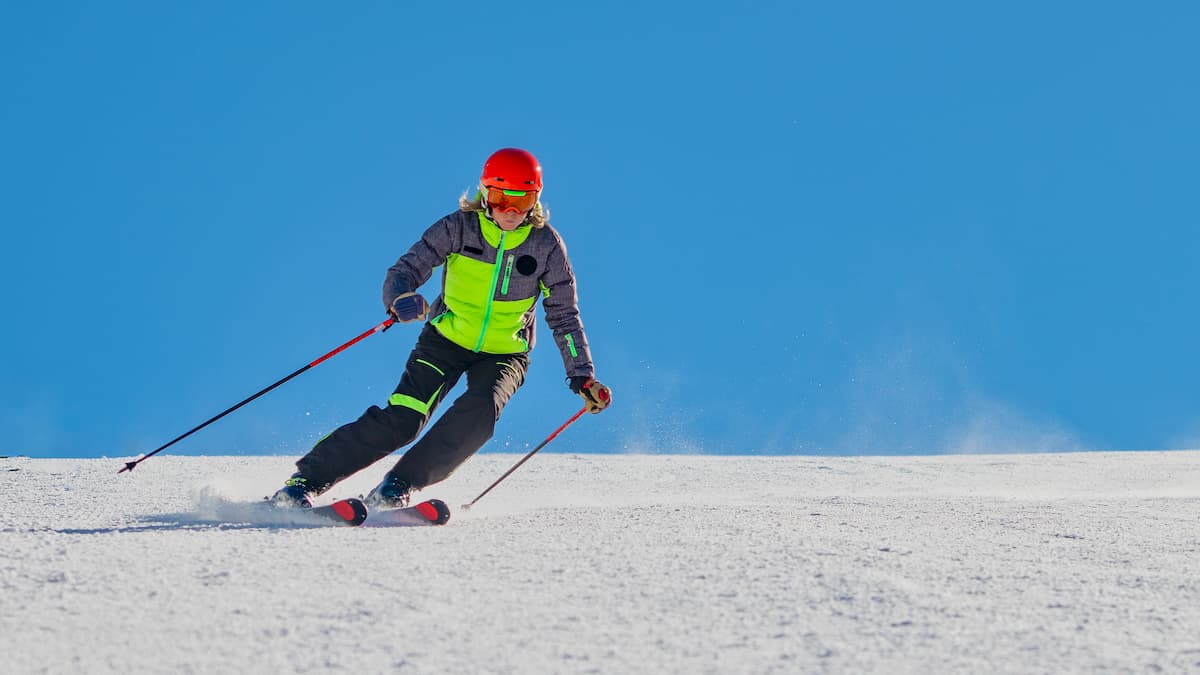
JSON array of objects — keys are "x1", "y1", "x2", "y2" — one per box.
[
  {"x1": 365, "y1": 473, "x2": 411, "y2": 509},
  {"x1": 271, "y1": 473, "x2": 314, "y2": 508}
]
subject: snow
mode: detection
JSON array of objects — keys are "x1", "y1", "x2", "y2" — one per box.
[{"x1": 3, "y1": 452, "x2": 1200, "y2": 673}]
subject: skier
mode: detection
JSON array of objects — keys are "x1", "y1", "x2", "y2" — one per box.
[{"x1": 272, "y1": 148, "x2": 611, "y2": 509}]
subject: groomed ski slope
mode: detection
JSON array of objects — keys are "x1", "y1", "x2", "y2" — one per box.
[{"x1": 3, "y1": 452, "x2": 1199, "y2": 673}]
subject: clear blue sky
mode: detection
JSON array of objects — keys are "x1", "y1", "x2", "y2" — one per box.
[{"x1": 2, "y1": 2, "x2": 1198, "y2": 459}]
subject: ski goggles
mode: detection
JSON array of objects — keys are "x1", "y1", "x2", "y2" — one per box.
[{"x1": 483, "y1": 185, "x2": 539, "y2": 213}]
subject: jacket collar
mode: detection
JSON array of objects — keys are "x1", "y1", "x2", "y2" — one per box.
[{"x1": 477, "y1": 211, "x2": 533, "y2": 249}]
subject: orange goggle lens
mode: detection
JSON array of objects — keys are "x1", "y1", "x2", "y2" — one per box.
[{"x1": 484, "y1": 186, "x2": 538, "y2": 213}]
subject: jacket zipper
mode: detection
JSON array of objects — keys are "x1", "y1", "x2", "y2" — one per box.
[
  {"x1": 474, "y1": 231, "x2": 507, "y2": 352},
  {"x1": 500, "y1": 254, "x2": 514, "y2": 296}
]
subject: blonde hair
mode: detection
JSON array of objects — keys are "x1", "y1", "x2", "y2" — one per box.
[{"x1": 459, "y1": 189, "x2": 549, "y2": 228}]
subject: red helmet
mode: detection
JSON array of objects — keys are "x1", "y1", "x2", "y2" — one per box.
[{"x1": 480, "y1": 148, "x2": 543, "y2": 192}]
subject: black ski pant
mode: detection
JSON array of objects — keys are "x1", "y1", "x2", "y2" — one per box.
[{"x1": 295, "y1": 324, "x2": 529, "y2": 493}]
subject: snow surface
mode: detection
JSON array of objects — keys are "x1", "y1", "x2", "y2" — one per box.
[{"x1": 3, "y1": 452, "x2": 1200, "y2": 674}]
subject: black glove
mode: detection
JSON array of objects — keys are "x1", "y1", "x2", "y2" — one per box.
[
  {"x1": 389, "y1": 292, "x2": 429, "y2": 323},
  {"x1": 568, "y1": 376, "x2": 611, "y2": 414}
]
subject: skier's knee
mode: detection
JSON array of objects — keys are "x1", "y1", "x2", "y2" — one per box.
[{"x1": 381, "y1": 404, "x2": 425, "y2": 448}]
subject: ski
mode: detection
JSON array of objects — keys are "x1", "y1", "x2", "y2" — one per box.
[
  {"x1": 309, "y1": 497, "x2": 370, "y2": 526},
  {"x1": 258, "y1": 496, "x2": 369, "y2": 527},
  {"x1": 368, "y1": 498, "x2": 451, "y2": 526}
]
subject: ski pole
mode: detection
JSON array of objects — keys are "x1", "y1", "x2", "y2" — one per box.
[
  {"x1": 118, "y1": 317, "x2": 396, "y2": 474},
  {"x1": 461, "y1": 405, "x2": 590, "y2": 510}
]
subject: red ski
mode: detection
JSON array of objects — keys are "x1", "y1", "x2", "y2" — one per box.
[
  {"x1": 366, "y1": 499, "x2": 451, "y2": 527},
  {"x1": 260, "y1": 496, "x2": 369, "y2": 527},
  {"x1": 314, "y1": 497, "x2": 370, "y2": 526}
]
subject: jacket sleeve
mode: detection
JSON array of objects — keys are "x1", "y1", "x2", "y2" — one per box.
[
  {"x1": 541, "y1": 232, "x2": 595, "y2": 379},
  {"x1": 383, "y1": 213, "x2": 460, "y2": 309}
]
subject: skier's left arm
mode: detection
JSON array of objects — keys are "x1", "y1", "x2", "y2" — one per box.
[{"x1": 542, "y1": 237, "x2": 611, "y2": 414}]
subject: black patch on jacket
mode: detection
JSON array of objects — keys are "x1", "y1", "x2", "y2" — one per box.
[
  {"x1": 516, "y1": 255, "x2": 538, "y2": 275},
  {"x1": 464, "y1": 245, "x2": 484, "y2": 255}
]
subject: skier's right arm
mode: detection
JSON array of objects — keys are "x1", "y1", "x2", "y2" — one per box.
[{"x1": 382, "y1": 214, "x2": 461, "y2": 312}]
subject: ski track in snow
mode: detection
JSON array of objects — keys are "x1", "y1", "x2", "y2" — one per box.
[{"x1": 2, "y1": 452, "x2": 1200, "y2": 674}]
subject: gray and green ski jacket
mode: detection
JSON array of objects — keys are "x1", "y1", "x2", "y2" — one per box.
[{"x1": 383, "y1": 209, "x2": 594, "y2": 379}]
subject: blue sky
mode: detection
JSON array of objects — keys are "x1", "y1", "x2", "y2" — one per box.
[{"x1": 2, "y1": 2, "x2": 1198, "y2": 459}]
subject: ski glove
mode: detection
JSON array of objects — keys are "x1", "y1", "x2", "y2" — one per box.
[
  {"x1": 568, "y1": 376, "x2": 612, "y2": 414},
  {"x1": 390, "y1": 292, "x2": 429, "y2": 323}
]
